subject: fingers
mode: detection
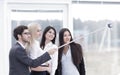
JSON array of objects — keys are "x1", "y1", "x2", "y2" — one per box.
[{"x1": 47, "y1": 48, "x2": 57, "y2": 55}]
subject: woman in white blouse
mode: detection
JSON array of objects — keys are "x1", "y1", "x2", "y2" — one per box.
[
  {"x1": 55, "y1": 28, "x2": 85, "y2": 75},
  {"x1": 40, "y1": 26, "x2": 58, "y2": 75},
  {"x1": 27, "y1": 23, "x2": 53, "y2": 75}
]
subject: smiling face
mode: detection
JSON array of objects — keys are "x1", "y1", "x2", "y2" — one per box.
[
  {"x1": 63, "y1": 31, "x2": 71, "y2": 44},
  {"x1": 45, "y1": 29, "x2": 55, "y2": 41},
  {"x1": 40, "y1": 26, "x2": 56, "y2": 49},
  {"x1": 59, "y1": 28, "x2": 73, "y2": 46}
]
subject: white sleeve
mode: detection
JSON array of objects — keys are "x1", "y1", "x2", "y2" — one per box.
[
  {"x1": 29, "y1": 45, "x2": 38, "y2": 59},
  {"x1": 50, "y1": 45, "x2": 58, "y2": 75}
]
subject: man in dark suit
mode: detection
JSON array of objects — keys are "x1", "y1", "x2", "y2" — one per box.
[{"x1": 9, "y1": 25, "x2": 56, "y2": 75}]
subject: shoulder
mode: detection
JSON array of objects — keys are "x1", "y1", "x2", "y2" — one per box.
[
  {"x1": 71, "y1": 42, "x2": 82, "y2": 50},
  {"x1": 72, "y1": 42, "x2": 81, "y2": 47},
  {"x1": 13, "y1": 43, "x2": 25, "y2": 53},
  {"x1": 11, "y1": 43, "x2": 22, "y2": 50},
  {"x1": 76, "y1": 43, "x2": 82, "y2": 47},
  {"x1": 10, "y1": 43, "x2": 24, "y2": 56},
  {"x1": 49, "y1": 42, "x2": 58, "y2": 49}
]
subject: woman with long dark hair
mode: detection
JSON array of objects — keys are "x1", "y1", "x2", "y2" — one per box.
[
  {"x1": 40, "y1": 26, "x2": 58, "y2": 75},
  {"x1": 55, "y1": 28, "x2": 86, "y2": 75}
]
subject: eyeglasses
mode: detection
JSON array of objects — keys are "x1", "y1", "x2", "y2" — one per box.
[{"x1": 22, "y1": 32, "x2": 30, "y2": 35}]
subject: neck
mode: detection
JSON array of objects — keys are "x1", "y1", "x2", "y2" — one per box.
[
  {"x1": 64, "y1": 45, "x2": 69, "y2": 50},
  {"x1": 45, "y1": 40, "x2": 51, "y2": 45},
  {"x1": 18, "y1": 39, "x2": 26, "y2": 46}
]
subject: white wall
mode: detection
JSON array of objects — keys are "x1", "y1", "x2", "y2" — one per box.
[
  {"x1": 0, "y1": 1, "x2": 9, "y2": 75},
  {"x1": 0, "y1": 1, "x2": 4, "y2": 75},
  {"x1": 7, "y1": 0, "x2": 70, "y2": 4}
]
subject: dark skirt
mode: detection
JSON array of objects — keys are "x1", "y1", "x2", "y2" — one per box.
[{"x1": 30, "y1": 71, "x2": 49, "y2": 75}]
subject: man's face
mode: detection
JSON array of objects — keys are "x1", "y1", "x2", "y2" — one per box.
[{"x1": 21, "y1": 29, "x2": 31, "y2": 43}]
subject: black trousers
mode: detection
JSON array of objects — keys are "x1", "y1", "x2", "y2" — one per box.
[{"x1": 30, "y1": 71, "x2": 49, "y2": 75}]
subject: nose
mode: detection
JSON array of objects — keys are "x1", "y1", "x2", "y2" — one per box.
[{"x1": 28, "y1": 34, "x2": 31, "y2": 38}]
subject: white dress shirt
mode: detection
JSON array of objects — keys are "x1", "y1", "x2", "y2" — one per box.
[{"x1": 43, "y1": 42, "x2": 58, "y2": 75}]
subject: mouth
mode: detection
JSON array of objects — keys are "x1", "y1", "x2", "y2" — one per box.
[
  {"x1": 66, "y1": 39, "x2": 70, "y2": 41},
  {"x1": 49, "y1": 36, "x2": 53, "y2": 38}
]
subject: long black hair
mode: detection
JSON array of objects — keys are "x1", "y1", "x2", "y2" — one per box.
[
  {"x1": 40, "y1": 26, "x2": 56, "y2": 49},
  {"x1": 58, "y1": 28, "x2": 83, "y2": 65}
]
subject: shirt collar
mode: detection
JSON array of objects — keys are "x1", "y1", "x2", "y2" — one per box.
[{"x1": 17, "y1": 41, "x2": 26, "y2": 49}]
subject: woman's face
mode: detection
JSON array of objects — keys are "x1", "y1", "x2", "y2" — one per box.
[
  {"x1": 63, "y1": 31, "x2": 71, "y2": 44},
  {"x1": 34, "y1": 26, "x2": 42, "y2": 39},
  {"x1": 45, "y1": 29, "x2": 55, "y2": 41}
]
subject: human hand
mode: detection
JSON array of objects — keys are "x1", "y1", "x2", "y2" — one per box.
[{"x1": 47, "y1": 48, "x2": 57, "y2": 55}]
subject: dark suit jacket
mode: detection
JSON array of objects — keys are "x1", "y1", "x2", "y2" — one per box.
[{"x1": 9, "y1": 42, "x2": 51, "y2": 75}]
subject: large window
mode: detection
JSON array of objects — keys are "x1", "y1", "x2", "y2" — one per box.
[
  {"x1": 72, "y1": 3, "x2": 120, "y2": 51},
  {"x1": 8, "y1": 3, "x2": 68, "y2": 45},
  {"x1": 72, "y1": 2, "x2": 120, "y2": 75}
]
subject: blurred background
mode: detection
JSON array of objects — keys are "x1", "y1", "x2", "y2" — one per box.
[{"x1": 1, "y1": 0, "x2": 120, "y2": 75}]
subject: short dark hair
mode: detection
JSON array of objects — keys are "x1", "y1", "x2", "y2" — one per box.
[{"x1": 13, "y1": 25, "x2": 28, "y2": 40}]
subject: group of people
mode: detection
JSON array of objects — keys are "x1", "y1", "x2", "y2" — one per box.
[{"x1": 9, "y1": 22, "x2": 86, "y2": 75}]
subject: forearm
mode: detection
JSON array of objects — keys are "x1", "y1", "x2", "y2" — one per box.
[
  {"x1": 32, "y1": 52, "x2": 51, "y2": 67},
  {"x1": 16, "y1": 48, "x2": 51, "y2": 68},
  {"x1": 31, "y1": 66, "x2": 49, "y2": 71}
]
